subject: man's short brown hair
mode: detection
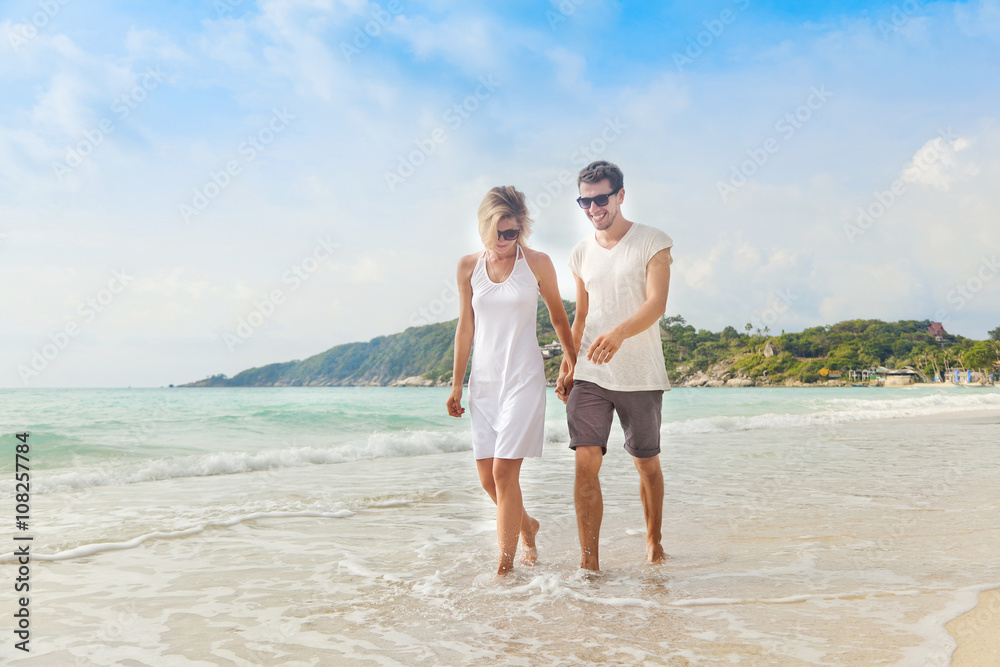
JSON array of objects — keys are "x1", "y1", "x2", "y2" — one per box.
[{"x1": 578, "y1": 160, "x2": 624, "y2": 193}]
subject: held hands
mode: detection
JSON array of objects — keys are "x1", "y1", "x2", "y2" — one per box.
[
  {"x1": 555, "y1": 358, "x2": 574, "y2": 405},
  {"x1": 587, "y1": 327, "x2": 624, "y2": 365},
  {"x1": 446, "y1": 388, "x2": 465, "y2": 417}
]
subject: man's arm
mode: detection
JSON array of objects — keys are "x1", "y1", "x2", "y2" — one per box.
[
  {"x1": 587, "y1": 247, "x2": 671, "y2": 365},
  {"x1": 556, "y1": 271, "x2": 588, "y2": 403}
]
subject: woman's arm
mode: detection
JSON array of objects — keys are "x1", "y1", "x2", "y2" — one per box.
[
  {"x1": 534, "y1": 253, "x2": 577, "y2": 369},
  {"x1": 556, "y1": 270, "x2": 588, "y2": 402},
  {"x1": 447, "y1": 255, "x2": 477, "y2": 417},
  {"x1": 525, "y1": 251, "x2": 578, "y2": 403}
]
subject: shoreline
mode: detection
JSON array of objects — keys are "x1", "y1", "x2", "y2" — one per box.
[{"x1": 172, "y1": 380, "x2": 1000, "y2": 389}]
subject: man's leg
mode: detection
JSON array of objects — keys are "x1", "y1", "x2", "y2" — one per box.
[
  {"x1": 575, "y1": 445, "x2": 604, "y2": 571},
  {"x1": 633, "y1": 454, "x2": 666, "y2": 564},
  {"x1": 616, "y1": 387, "x2": 665, "y2": 564},
  {"x1": 476, "y1": 458, "x2": 539, "y2": 567}
]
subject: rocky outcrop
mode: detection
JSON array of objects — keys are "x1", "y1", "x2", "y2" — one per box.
[
  {"x1": 389, "y1": 375, "x2": 448, "y2": 387},
  {"x1": 673, "y1": 360, "x2": 756, "y2": 387}
]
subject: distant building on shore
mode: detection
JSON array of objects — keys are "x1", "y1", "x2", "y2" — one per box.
[
  {"x1": 927, "y1": 322, "x2": 947, "y2": 342},
  {"x1": 540, "y1": 342, "x2": 563, "y2": 359},
  {"x1": 885, "y1": 368, "x2": 922, "y2": 386}
]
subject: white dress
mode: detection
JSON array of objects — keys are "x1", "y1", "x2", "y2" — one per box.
[{"x1": 469, "y1": 246, "x2": 546, "y2": 460}]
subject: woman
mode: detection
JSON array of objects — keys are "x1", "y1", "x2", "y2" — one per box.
[{"x1": 447, "y1": 185, "x2": 576, "y2": 576}]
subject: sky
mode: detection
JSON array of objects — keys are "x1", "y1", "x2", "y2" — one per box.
[{"x1": 1, "y1": 0, "x2": 998, "y2": 388}]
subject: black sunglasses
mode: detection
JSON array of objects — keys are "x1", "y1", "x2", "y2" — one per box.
[
  {"x1": 576, "y1": 188, "x2": 621, "y2": 209},
  {"x1": 497, "y1": 228, "x2": 521, "y2": 241}
]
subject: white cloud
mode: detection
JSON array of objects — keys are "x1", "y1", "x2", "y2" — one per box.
[
  {"x1": 900, "y1": 134, "x2": 979, "y2": 191},
  {"x1": 732, "y1": 241, "x2": 761, "y2": 271}
]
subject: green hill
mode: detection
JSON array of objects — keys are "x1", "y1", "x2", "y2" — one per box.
[{"x1": 183, "y1": 306, "x2": 998, "y2": 387}]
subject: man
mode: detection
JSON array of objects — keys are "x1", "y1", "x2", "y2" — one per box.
[{"x1": 556, "y1": 160, "x2": 673, "y2": 572}]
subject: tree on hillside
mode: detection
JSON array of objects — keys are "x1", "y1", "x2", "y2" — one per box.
[
  {"x1": 989, "y1": 326, "x2": 1000, "y2": 341},
  {"x1": 962, "y1": 341, "x2": 996, "y2": 375}
]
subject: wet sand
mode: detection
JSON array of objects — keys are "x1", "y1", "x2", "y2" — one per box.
[{"x1": 948, "y1": 587, "x2": 1000, "y2": 666}]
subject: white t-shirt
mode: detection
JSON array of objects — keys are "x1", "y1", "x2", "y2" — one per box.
[{"x1": 568, "y1": 222, "x2": 673, "y2": 392}]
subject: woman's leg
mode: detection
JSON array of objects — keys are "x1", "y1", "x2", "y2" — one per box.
[
  {"x1": 491, "y1": 457, "x2": 524, "y2": 575},
  {"x1": 475, "y1": 458, "x2": 540, "y2": 571}
]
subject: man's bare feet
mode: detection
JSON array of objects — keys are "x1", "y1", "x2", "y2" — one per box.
[
  {"x1": 647, "y1": 541, "x2": 667, "y2": 564},
  {"x1": 519, "y1": 516, "x2": 540, "y2": 566}
]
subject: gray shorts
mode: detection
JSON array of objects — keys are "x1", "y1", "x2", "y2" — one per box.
[{"x1": 566, "y1": 380, "x2": 663, "y2": 458}]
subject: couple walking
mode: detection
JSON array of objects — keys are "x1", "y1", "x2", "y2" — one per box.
[{"x1": 447, "y1": 161, "x2": 674, "y2": 575}]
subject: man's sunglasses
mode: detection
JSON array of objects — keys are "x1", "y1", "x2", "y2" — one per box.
[
  {"x1": 497, "y1": 228, "x2": 521, "y2": 241},
  {"x1": 576, "y1": 188, "x2": 621, "y2": 209}
]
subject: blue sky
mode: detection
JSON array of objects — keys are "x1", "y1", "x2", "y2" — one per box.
[{"x1": 1, "y1": 0, "x2": 998, "y2": 387}]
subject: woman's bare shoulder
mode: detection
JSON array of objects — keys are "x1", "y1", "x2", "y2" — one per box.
[
  {"x1": 522, "y1": 247, "x2": 554, "y2": 269},
  {"x1": 456, "y1": 251, "x2": 481, "y2": 278}
]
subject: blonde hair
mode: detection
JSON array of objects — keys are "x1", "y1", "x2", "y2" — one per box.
[{"x1": 477, "y1": 186, "x2": 533, "y2": 249}]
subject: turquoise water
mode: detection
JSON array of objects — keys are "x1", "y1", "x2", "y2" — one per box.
[{"x1": 2, "y1": 385, "x2": 997, "y2": 480}]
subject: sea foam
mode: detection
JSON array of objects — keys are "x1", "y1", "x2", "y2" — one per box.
[{"x1": 662, "y1": 391, "x2": 1000, "y2": 435}]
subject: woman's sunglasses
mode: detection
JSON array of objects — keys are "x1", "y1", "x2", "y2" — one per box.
[
  {"x1": 497, "y1": 228, "x2": 521, "y2": 241},
  {"x1": 576, "y1": 188, "x2": 621, "y2": 209}
]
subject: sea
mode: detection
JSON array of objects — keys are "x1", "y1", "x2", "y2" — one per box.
[{"x1": 1, "y1": 385, "x2": 999, "y2": 666}]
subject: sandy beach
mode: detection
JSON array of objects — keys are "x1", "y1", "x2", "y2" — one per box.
[{"x1": 949, "y1": 588, "x2": 1000, "y2": 666}]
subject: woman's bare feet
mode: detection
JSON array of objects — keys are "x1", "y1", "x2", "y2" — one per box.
[
  {"x1": 647, "y1": 540, "x2": 667, "y2": 564},
  {"x1": 519, "y1": 516, "x2": 540, "y2": 566}
]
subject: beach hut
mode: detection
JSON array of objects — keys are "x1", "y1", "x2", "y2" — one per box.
[{"x1": 540, "y1": 342, "x2": 563, "y2": 359}]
